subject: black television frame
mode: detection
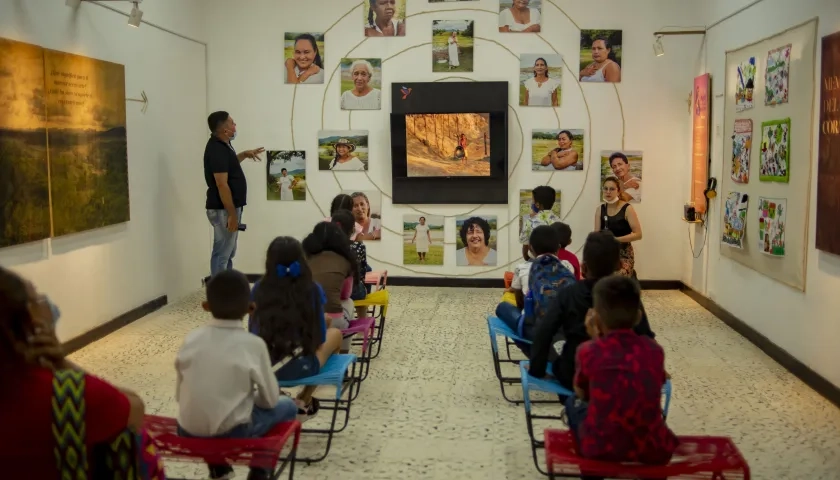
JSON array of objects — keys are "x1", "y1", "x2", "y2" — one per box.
[{"x1": 390, "y1": 81, "x2": 509, "y2": 205}]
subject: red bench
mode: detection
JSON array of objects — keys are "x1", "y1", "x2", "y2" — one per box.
[
  {"x1": 144, "y1": 415, "x2": 302, "y2": 479},
  {"x1": 544, "y1": 429, "x2": 750, "y2": 479}
]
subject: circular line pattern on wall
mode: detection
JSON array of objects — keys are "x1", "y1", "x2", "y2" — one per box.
[{"x1": 288, "y1": 1, "x2": 624, "y2": 275}]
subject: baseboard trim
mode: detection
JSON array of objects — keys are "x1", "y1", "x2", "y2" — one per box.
[
  {"x1": 62, "y1": 295, "x2": 168, "y2": 355},
  {"x1": 680, "y1": 283, "x2": 840, "y2": 409}
]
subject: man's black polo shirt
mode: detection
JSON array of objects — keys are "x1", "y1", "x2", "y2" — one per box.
[{"x1": 204, "y1": 136, "x2": 247, "y2": 210}]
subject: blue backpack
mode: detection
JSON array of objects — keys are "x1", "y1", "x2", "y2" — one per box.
[{"x1": 518, "y1": 255, "x2": 576, "y2": 336}]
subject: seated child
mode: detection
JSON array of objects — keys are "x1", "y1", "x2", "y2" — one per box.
[
  {"x1": 529, "y1": 231, "x2": 658, "y2": 390},
  {"x1": 551, "y1": 221, "x2": 581, "y2": 280},
  {"x1": 565, "y1": 275, "x2": 678, "y2": 470},
  {"x1": 331, "y1": 209, "x2": 371, "y2": 321},
  {"x1": 495, "y1": 225, "x2": 576, "y2": 350},
  {"x1": 176, "y1": 269, "x2": 298, "y2": 480},
  {"x1": 500, "y1": 260, "x2": 531, "y2": 307},
  {"x1": 520, "y1": 186, "x2": 562, "y2": 261},
  {"x1": 251, "y1": 236, "x2": 344, "y2": 422},
  {"x1": 327, "y1": 194, "x2": 363, "y2": 240}
]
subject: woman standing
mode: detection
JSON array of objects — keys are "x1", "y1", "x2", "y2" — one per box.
[
  {"x1": 579, "y1": 37, "x2": 621, "y2": 82},
  {"x1": 499, "y1": 0, "x2": 541, "y2": 32},
  {"x1": 329, "y1": 138, "x2": 366, "y2": 171},
  {"x1": 411, "y1": 216, "x2": 432, "y2": 263},
  {"x1": 447, "y1": 32, "x2": 460, "y2": 69},
  {"x1": 277, "y1": 168, "x2": 296, "y2": 201},
  {"x1": 285, "y1": 33, "x2": 324, "y2": 84},
  {"x1": 608, "y1": 152, "x2": 642, "y2": 203},
  {"x1": 539, "y1": 130, "x2": 579, "y2": 170},
  {"x1": 365, "y1": 0, "x2": 406, "y2": 37},
  {"x1": 351, "y1": 192, "x2": 382, "y2": 240},
  {"x1": 523, "y1": 57, "x2": 560, "y2": 107},
  {"x1": 340, "y1": 60, "x2": 381, "y2": 110},
  {"x1": 595, "y1": 177, "x2": 642, "y2": 277}
]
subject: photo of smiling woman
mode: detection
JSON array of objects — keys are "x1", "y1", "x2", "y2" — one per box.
[
  {"x1": 284, "y1": 32, "x2": 325, "y2": 84},
  {"x1": 519, "y1": 54, "x2": 562, "y2": 107},
  {"x1": 600, "y1": 150, "x2": 643, "y2": 203},
  {"x1": 340, "y1": 58, "x2": 382, "y2": 110},
  {"x1": 455, "y1": 215, "x2": 498, "y2": 266},
  {"x1": 318, "y1": 130, "x2": 369, "y2": 171},
  {"x1": 579, "y1": 30, "x2": 622, "y2": 83},
  {"x1": 499, "y1": 0, "x2": 542, "y2": 33},
  {"x1": 364, "y1": 0, "x2": 406, "y2": 37}
]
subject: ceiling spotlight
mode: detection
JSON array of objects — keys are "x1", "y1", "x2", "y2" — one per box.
[
  {"x1": 66, "y1": 0, "x2": 82, "y2": 7},
  {"x1": 653, "y1": 35, "x2": 665, "y2": 57},
  {"x1": 128, "y1": 2, "x2": 143, "y2": 28}
]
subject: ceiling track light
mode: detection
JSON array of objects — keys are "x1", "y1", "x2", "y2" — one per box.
[
  {"x1": 651, "y1": 29, "x2": 706, "y2": 58},
  {"x1": 128, "y1": 2, "x2": 144, "y2": 28}
]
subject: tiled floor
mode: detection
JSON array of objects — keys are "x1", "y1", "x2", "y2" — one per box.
[{"x1": 70, "y1": 287, "x2": 840, "y2": 479}]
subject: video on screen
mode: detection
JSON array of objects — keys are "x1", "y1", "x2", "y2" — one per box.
[{"x1": 405, "y1": 113, "x2": 491, "y2": 177}]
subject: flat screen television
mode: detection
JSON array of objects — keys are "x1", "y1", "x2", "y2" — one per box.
[{"x1": 390, "y1": 81, "x2": 508, "y2": 204}]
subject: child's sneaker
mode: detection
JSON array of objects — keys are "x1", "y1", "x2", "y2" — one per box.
[
  {"x1": 208, "y1": 464, "x2": 235, "y2": 479},
  {"x1": 295, "y1": 397, "x2": 320, "y2": 423}
]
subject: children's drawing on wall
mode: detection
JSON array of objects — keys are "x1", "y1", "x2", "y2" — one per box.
[
  {"x1": 600, "y1": 150, "x2": 643, "y2": 203},
  {"x1": 402, "y1": 214, "x2": 445, "y2": 265},
  {"x1": 758, "y1": 197, "x2": 786, "y2": 256},
  {"x1": 454, "y1": 215, "x2": 498, "y2": 266},
  {"x1": 519, "y1": 53, "x2": 562, "y2": 106},
  {"x1": 731, "y1": 119, "x2": 753, "y2": 183},
  {"x1": 364, "y1": 0, "x2": 406, "y2": 37},
  {"x1": 266, "y1": 151, "x2": 306, "y2": 201},
  {"x1": 531, "y1": 129, "x2": 584, "y2": 171},
  {"x1": 284, "y1": 32, "x2": 325, "y2": 84},
  {"x1": 317, "y1": 130, "x2": 369, "y2": 171},
  {"x1": 735, "y1": 56, "x2": 756, "y2": 112},
  {"x1": 721, "y1": 191, "x2": 749, "y2": 249},
  {"x1": 765, "y1": 44, "x2": 791, "y2": 106},
  {"x1": 759, "y1": 118, "x2": 790, "y2": 182}
]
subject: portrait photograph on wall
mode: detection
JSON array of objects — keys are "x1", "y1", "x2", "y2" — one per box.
[
  {"x1": 759, "y1": 118, "x2": 790, "y2": 182},
  {"x1": 454, "y1": 214, "x2": 498, "y2": 266},
  {"x1": 758, "y1": 197, "x2": 786, "y2": 256},
  {"x1": 765, "y1": 44, "x2": 791, "y2": 105},
  {"x1": 340, "y1": 58, "x2": 382, "y2": 110},
  {"x1": 402, "y1": 214, "x2": 444, "y2": 265},
  {"x1": 284, "y1": 32, "x2": 325, "y2": 84},
  {"x1": 579, "y1": 30, "x2": 622, "y2": 83},
  {"x1": 432, "y1": 20, "x2": 474, "y2": 73},
  {"x1": 519, "y1": 53, "x2": 562, "y2": 106},
  {"x1": 531, "y1": 129, "x2": 584, "y2": 171},
  {"x1": 731, "y1": 119, "x2": 753, "y2": 183},
  {"x1": 499, "y1": 0, "x2": 541, "y2": 33},
  {"x1": 735, "y1": 57, "x2": 756, "y2": 111},
  {"x1": 519, "y1": 189, "x2": 561, "y2": 234},
  {"x1": 0, "y1": 38, "x2": 51, "y2": 248},
  {"x1": 318, "y1": 130, "x2": 369, "y2": 171},
  {"x1": 601, "y1": 150, "x2": 642, "y2": 203},
  {"x1": 404, "y1": 113, "x2": 491, "y2": 177},
  {"x1": 722, "y1": 191, "x2": 749, "y2": 249},
  {"x1": 342, "y1": 190, "x2": 382, "y2": 240},
  {"x1": 266, "y1": 151, "x2": 306, "y2": 201},
  {"x1": 364, "y1": 0, "x2": 406, "y2": 37},
  {"x1": 44, "y1": 48, "x2": 129, "y2": 237}
]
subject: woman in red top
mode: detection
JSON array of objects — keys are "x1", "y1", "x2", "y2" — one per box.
[{"x1": 0, "y1": 267, "x2": 147, "y2": 478}]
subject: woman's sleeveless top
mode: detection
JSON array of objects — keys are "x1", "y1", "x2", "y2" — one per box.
[{"x1": 600, "y1": 203, "x2": 632, "y2": 238}]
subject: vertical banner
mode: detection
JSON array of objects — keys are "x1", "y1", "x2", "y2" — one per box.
[
  {"x1": 816, "y1": 31, "x2": 840, "y2": 256},
  {"x1": 692, "y1": 73, "x2": 710, "y2": 213}
]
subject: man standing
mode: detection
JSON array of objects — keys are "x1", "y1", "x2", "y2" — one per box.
[{"x1": 204, "y1": 111, "x2": 264, "y2": 277}]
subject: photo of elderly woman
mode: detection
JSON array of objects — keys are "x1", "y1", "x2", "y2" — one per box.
[
  {"x1": 266, "y1": 151, "x2": 306, "y2": 201},
  {"x1": 343, "y1": 190, "x2": 383, "y2": 241},
  {"x1": 364, "y1": 0, "x2": 406, "y2": 37},
  {"x1": 284, "y1": 32, "x2": 325, "y2": 84},
  {"x1": 519, "y1": 54, "x2": 562, "y2": 107},
  {"x1": 455, "y1": 215, "x2": 498, "y2": 266},
  {"x1": 317, "y1": 130, "x2": 369, "y2": 171},
  {"x1": 600, "y1": 150, "x2": 643, "y2": 203},
  {"x1": 579, "y1": 30, "x2": 622, "y2": 83},
  {"x1": 403, "y1": 214, "x2": 444, "y2": 265},
  {"x1": 499, "y1": 0, "x2": 542, "y2": 33},
  {"x1": 432, "y1": 20, "x2": 474, "y2": 72},
  {"x1": 340, "y1": 58, "x2": 382, "y2": 110},
  {"x1": 532, "y1": 129, "x2": 584, "y2": 171}
]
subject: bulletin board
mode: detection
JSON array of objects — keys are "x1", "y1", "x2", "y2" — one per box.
[{"x1": 720, "y1": 19, "x2": 818, "y2": 291}]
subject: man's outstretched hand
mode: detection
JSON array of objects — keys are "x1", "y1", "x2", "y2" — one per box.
[{"x1": 243, "y1": 147, "x2": 264, "y2": 161}]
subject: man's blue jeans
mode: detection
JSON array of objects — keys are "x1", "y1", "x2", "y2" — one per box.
[{"x1": 208, "y1": 207, "x2": 241, "y2": 277}]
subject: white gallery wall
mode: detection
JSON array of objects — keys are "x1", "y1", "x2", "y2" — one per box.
[
  {"x1": 203, "y1": 0, "x2": 703, "y2": 280},
  {"x1": 682, "y1": 0, "x2": 840, "y2": 388},
  {"x1": 0, "y1": 0, "x2": 209, "y2": 342}
]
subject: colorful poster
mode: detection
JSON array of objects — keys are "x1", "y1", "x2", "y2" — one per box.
[
  {"x1": 759, "y1": 118, "x2": 791, "y2": 182},
  {"x1": 758, "y1": 197, "x2": 786, "y2": 256},
  {"x1": 454, "y1": 215, "x2": 498, "y2": 266},
  {"x1": 765, "y1": 44, "x2": 791, "y2": 105},
  {"x1": 402, "y1": 214, "x2": 444, "y2": 265},
  {"x1": 816, "y1": 31, "x2": 840, "y2": 256},
  {"x1": 731, "y1": 119, "x2": 753, "y2": 183},
  {"x1": 722, "y1": 192, "x2": 749, "y2": 249},
  {"x1": 735, "y1": 57, "x2": 756, "y2": 112},
  {"x1": 692, "y1": 74, "x2": 710, "y2": 212},
  {"x1": 266, "y1": 151, "x2": 306, "y2": 201}
]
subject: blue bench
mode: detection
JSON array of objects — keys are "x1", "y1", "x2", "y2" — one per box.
[{"x1": 487, "y1": 315, "x2": 532, "y2": 403}]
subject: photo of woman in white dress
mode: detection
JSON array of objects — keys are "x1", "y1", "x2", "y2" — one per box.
[
  {"x1": 499, "y1": 0, "x2": 541, "y2": 33},
  {"x1": 277, "y1": 168, "x2": 297, "y2": 201},
  {"x1": 340, "y1": 58, "x2": 381, "y2": 110},
  {"x1": 520, "y1": 55, "x2": 562, "y2": 107},
  {"x1": 447, "y1": 32, "x2": 460, "y2": 69},
  {"x1": 402, "y1": 214, "x2": 444, "y2": 265},
  {"x1": 412, "y1": 216, "x2": 432, "y2": 262}
]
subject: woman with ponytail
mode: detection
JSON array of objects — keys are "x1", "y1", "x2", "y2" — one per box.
[
  {"x1": 251, "y1": 237, "x2": 343, "y2": 421},
  {"x1": 364, "y1": 0, "x2": 406, "y2": 37}
]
